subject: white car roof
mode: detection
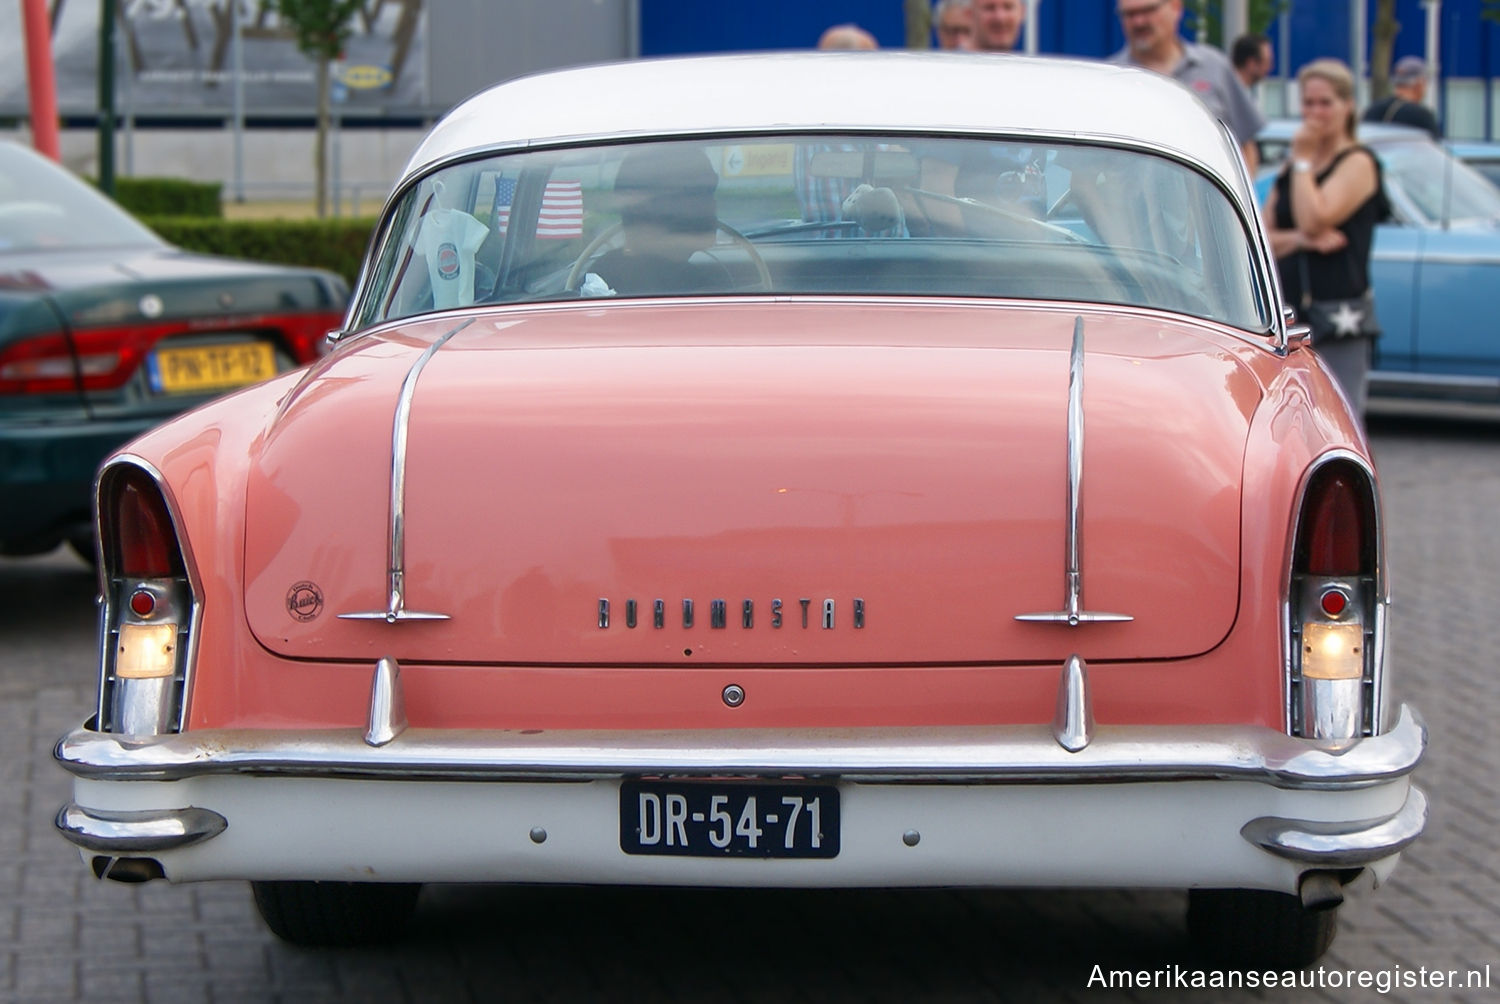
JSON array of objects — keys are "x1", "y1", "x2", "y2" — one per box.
[{"x1": 400, "y1": 52, "x2": 1249, "y2": 191}]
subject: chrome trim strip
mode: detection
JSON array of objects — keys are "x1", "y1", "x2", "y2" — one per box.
[
  {"x1": 1370, "y1": 370, "x2": 1500, "y2": 402},
  {"x1": 1017, "y1": 317, "x2": 1133, "y2": 626},
  {"x1": 1386, "y1": 251, "x2": 1500, "y2": 266},
  {"x1": 345, "y1": 293, "x2": 1276, "y2": 352},
  {"x1": 1051, "y1": 654, "x2": 1093, "y2": 753},
  {"x1": 365, "y1": 657, "x2": 409, "y2": 747},
  {"x1": 56, "y1": 803, "x2": 227, "y2": 854},
  {"x1": 55, "y1": 704, "x2": 1425, "y2": 791},
  {"x1": 339, "y1": 319, "x2": 472, "y2": 623},
  {"x1": 1241, "y1": 785, "x2": 1427, "y2": 866}
]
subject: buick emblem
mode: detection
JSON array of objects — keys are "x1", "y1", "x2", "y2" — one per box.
[{"x1": 286, "y1": 581, "x2": 324, "y2": 621}]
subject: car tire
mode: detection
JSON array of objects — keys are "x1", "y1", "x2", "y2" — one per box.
[
  {"x1": 251, "y1": 880, "x2": 422, "y2": 946},
  {"x1": 1187, "y1": 888, "x2": 1338, "y2": 969}
]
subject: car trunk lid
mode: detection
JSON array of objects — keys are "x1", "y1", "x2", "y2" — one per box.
[{"x1": 242, "y1": 302, "x2": 1261, "y2": 666}]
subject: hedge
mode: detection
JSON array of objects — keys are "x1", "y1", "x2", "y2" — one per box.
[
  {"x1": 144, "y1": 217, "x2": 377, "y2": 284},
  {"x1": 104, "y1": 177, "x2": 224, "y2": 218}
]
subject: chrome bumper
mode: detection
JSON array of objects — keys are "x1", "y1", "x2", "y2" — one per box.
[
  {"x1": 1241, "y1": 786, "x2": 1428, "y2": 867},
  {"x1": 56, "y1": 706, "x2": 1427, "y2": 875},
  {"x1": 56, "y1": 704, "x2": 1426, "y2": 788},
  {"x1": 57, "y1": 804, "x2": 227, "y2": 853}
]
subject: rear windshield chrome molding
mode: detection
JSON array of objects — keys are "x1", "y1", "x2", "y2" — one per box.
[
  {"x1": 341, "y1": 295, "x2": 1278, "y2": 352},
  {"x1": 57, "y1": 703, "x2": 1425, "y2": 791}
]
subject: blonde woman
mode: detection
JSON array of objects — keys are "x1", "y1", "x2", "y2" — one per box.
[{"x1": 1263, "y1": 58, "x2": 1389, "y2": 418}]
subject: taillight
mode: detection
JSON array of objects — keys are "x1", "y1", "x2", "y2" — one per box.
[
  {"x1": 116, "y1": 478, "x2": 179, "y2": 578},
  {"x1": 98, "y1": 463, "x2": 193, "y2": 735},
  {"x1": 1289, "y1": 461, "x2": 1379, "y2": 743},
  {"x1": 0, "y1": 325, "x2": 172, "y2": 394},
  {"x1": 278, "y1": 312, "x2": 343, "y2": 364},
  {"x1": 1301, "y1": 471, "x2": 1366, "y2": 575}
]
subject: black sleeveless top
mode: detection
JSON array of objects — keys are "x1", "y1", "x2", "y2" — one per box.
[{"x1": 1273, "y1": 145, "x2": 1389, "y2": 305}]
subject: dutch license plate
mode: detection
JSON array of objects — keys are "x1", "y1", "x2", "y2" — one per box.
[
  {"x1": 149, "y1": 341, "x2": 276, "y2": 394},
  {"x1": 621, "y1": 780, "x2": 839, "y2": 858}
]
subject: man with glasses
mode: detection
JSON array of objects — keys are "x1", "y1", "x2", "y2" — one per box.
[
  {"x1": 934, "y1": 0, "x2": 975, "y2": 50},
  {"x1": 1111, "y1": 0, "x2": 1264, "y2": 172}
]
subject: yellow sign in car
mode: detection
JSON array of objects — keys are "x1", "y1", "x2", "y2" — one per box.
[{"x1": 152, "y1": 342, "x2": 276, "y2": 394}]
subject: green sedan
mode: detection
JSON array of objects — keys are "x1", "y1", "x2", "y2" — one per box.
[{"x1": 0, "y1": 141, "x2": 347, "y2": 560}]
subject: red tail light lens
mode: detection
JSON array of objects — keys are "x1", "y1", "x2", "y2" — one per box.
[
  {"x1": 1299, "y1": 468, "x2": 1370, "y2": 576},
  {"x1": 105, "y1": 469, "x2": 183, "y2": 579},
  {"x1": 0, "y1": 325, "x2": 166, "y2": 394},
  {"x1": 279, "y1": 313, "x2": 343, "y2": 364}
]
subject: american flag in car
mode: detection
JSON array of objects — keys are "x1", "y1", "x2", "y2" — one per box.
[{"x1": 493, "y1": 177, "x2": 583, "y2": 238}]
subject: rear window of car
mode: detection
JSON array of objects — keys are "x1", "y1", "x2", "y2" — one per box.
[
  {"x1": 0, "y1": 144, "x2": 164, "y2": 253},
  {"x1": 354, "y1": 134, "x2": 1269, "y2": 332},
  {"x1": 1380, "y1": 139, "x2": 1500, "y2": 227}
]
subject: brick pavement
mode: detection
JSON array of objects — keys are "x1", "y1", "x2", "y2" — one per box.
[{"x1": 1, "y1": 416, "x2": 1496, "y2": 1002}]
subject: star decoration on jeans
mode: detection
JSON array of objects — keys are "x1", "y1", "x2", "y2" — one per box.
[{"x1": 1331, "y1": 301, "x2": 1364, "y2": 336}]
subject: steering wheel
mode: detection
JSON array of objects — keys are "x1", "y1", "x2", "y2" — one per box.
[{"x1": 564, "y1": 219, "x2": 773, "y2": 292}]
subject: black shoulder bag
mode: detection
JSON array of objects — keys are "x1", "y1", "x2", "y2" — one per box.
[{"x1": 1298, "y1": 253, "x2": 1381, "y2": 345}]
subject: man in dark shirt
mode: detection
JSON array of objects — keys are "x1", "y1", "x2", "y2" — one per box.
[
  {"x1": 589, "y1": 146, "x2": 722, "y2": 296},
  {"x1": 1230, "y1": 33, "x2": 1272, "y2": 91},
  {"x1": 1363, "y1": 55, "x2": 1441, "y2": 139}
]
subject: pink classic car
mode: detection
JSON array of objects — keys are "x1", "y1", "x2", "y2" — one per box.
[{"x1": 56, "y1": 53, "x2": 1426, "y2": 967}]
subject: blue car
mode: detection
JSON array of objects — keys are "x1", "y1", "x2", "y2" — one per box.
[
  {"x1": 1256, "y1": 122, "x2": 1500, "y2": 405},
  {"x1": 1448, "y1": 139, "x2": 1500, "y2": 190}
]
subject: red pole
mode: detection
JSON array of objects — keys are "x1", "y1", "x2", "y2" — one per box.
[{"x1": 20, "y1": 0, "x2": 61, "y2": 161}]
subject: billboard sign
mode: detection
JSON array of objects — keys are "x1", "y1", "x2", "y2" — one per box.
[{"x1": 0, "y1": 0, "x2": 429, "y2": 119}]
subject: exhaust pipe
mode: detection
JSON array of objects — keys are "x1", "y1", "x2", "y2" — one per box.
[{"x1": 1298, "y1": 870, "x2": 1347, "y2": 911}]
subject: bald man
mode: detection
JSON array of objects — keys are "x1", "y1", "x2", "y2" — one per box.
[{"x1": 818, "y1": 24, "x2": 878, "y2": 50}]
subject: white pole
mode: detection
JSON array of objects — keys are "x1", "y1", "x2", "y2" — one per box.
[
  {"x1": 1024, "y1": 0, "x2": 1039, "y2": 55},
  {"x1": 1422, "y1": 0, "x2": 1442, "y2": 119},
  {"x1": 1223, "y1": 0, "x2": 1248, "y2": 45},
  {"x1": 1351, "y1": 0, "x2": 1367, "y2": 106},
  {"x1": 1277, "y1": 7, "x2": 1291, "y2": 118}
]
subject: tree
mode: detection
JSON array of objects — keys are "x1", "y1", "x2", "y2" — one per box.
[
  {"x1": 271, "y1": 0, "x2": 362, "y2": 218},
  {"x1": 1182, "y1": 0, "x2": 1291, "y2": 46},
  {"x1": 1371, "y1": 0, "x2": 1399, "y2": 101},
  {"x1": 904, "y1": 0, "x2": 930, "y2": 48}
]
